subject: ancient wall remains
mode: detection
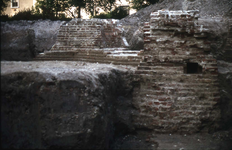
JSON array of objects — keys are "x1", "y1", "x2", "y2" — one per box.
[
  {"x1": 133, "y1": 10, "x2": 220, "y2": 133},
  {"x1": 51, "y1": 19, "x2": 126, "y2": 51},
  {"x1": 34, "y1": 11, "x2": 222, "y2": 133},
  {"x1": 35, "y1": 18, "x2": 141, "y2": 66}
]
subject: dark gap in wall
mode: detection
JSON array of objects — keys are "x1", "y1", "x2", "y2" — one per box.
[{"x1": 184, "y1": 63, "x2": 202, "y2": 74}]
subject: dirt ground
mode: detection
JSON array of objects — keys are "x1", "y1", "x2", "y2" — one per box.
[{"x1": 112, "y1": 129, "x2": 232, "y2": 150}]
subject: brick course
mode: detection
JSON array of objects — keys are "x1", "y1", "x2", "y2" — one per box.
[
  {"x1": 51, "y1": 19, "x2": 124, "y2": 50},
  {"x1": 133, "y1": 10, "x2": 220, "y2": 133},
  {"x1": 35, "y1": 19, "x2": 141, "y2": 66}
]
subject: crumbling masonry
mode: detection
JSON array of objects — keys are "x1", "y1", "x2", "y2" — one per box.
[
  {"x1": 35, "y1": 19, "x2": 141, "y2": 66},
  {"x1": 35, "y1": 10, "x2": 221, "y2": 133},
  {"x1": 133, "y1": 10, "x2": 220, "y2": 133},
  {"x1": 52, "y1": 19, "x2": 124, "y2": 49}
]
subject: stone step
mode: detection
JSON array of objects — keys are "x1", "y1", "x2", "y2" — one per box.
[
  {"x1": 36, "y1": 52, "x2": 140, "y2": 61},
  {"x1": 37, "y1": 51, "x2": 104, "y2": 56},
  {"x1": 34, "y1": 57, "x2": 140, "y2": 66},
  {"x1": 36, "y1": 53, "x2": 92, "y2": 58},
  {"x1": 36, "y1": 55, "x2": 107, "y2": 60},
  {"x1": 37, "y1": 50, "x2": 100, "y2": 56},
  {"x1": 107, "y1": 50, "x2": 140, "y2": 54},
  {"x1": 75, "y1": 58, "x2": 139, "y2": 66},
  {"x1": 51, "y1": 47, "x2": 101, "y2": 51},
  {"x1": 36, "y1": 49, "x2": 142, "y2": 65},
  {"x1": 34, "y1": 56, "x2": 140, "y2": 64},
  {"x1": 106, "y1": 55, "x2": 142, "y2": 60},
  {"x1": 49, "y1": 48, "x2": 135, "y2": 53},
  {"x1": 102, "y1": 47, "x2": 129, "y2": 51}
]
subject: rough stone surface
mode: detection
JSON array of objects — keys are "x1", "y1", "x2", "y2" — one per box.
[
  {"x1": 128, "y1": 27, "x2": 144, "y2": 50},
  {"x1": 1, "y1": 61, "x2": 136, "y2": 149},
  {"x1": 1, "y1": 20, "x2": 66, "y2": 61},
  {"x1": 217, "y1": 61, "x2": 232, "y2": 129}
]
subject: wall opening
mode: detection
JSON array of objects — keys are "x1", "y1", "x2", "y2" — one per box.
[
  {"x1": 184, "y1": 63, "x2": 202, "y2": 74},
  {"x1": 11, "y1": 0, "x2": 19, "y2": 8}
]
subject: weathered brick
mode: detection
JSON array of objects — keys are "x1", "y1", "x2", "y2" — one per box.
[{"x1": 133, "y1": 10, "x2": 220, "y2": 133}]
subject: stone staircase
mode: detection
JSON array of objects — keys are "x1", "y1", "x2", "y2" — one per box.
[
  {"x1": 34, "y1": 18, "x2": 142, "y2": 66},
  {"x1": 34, "y1": 48, "x2": 142, "y2": 66}
]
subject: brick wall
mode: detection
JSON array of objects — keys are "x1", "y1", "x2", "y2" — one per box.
[
  {"x1": 132, "y1": 10, "x2": 220, "y2": 133},
  {"x1": 51, "y1": 19, "x2": 125, "y2": 51}
]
